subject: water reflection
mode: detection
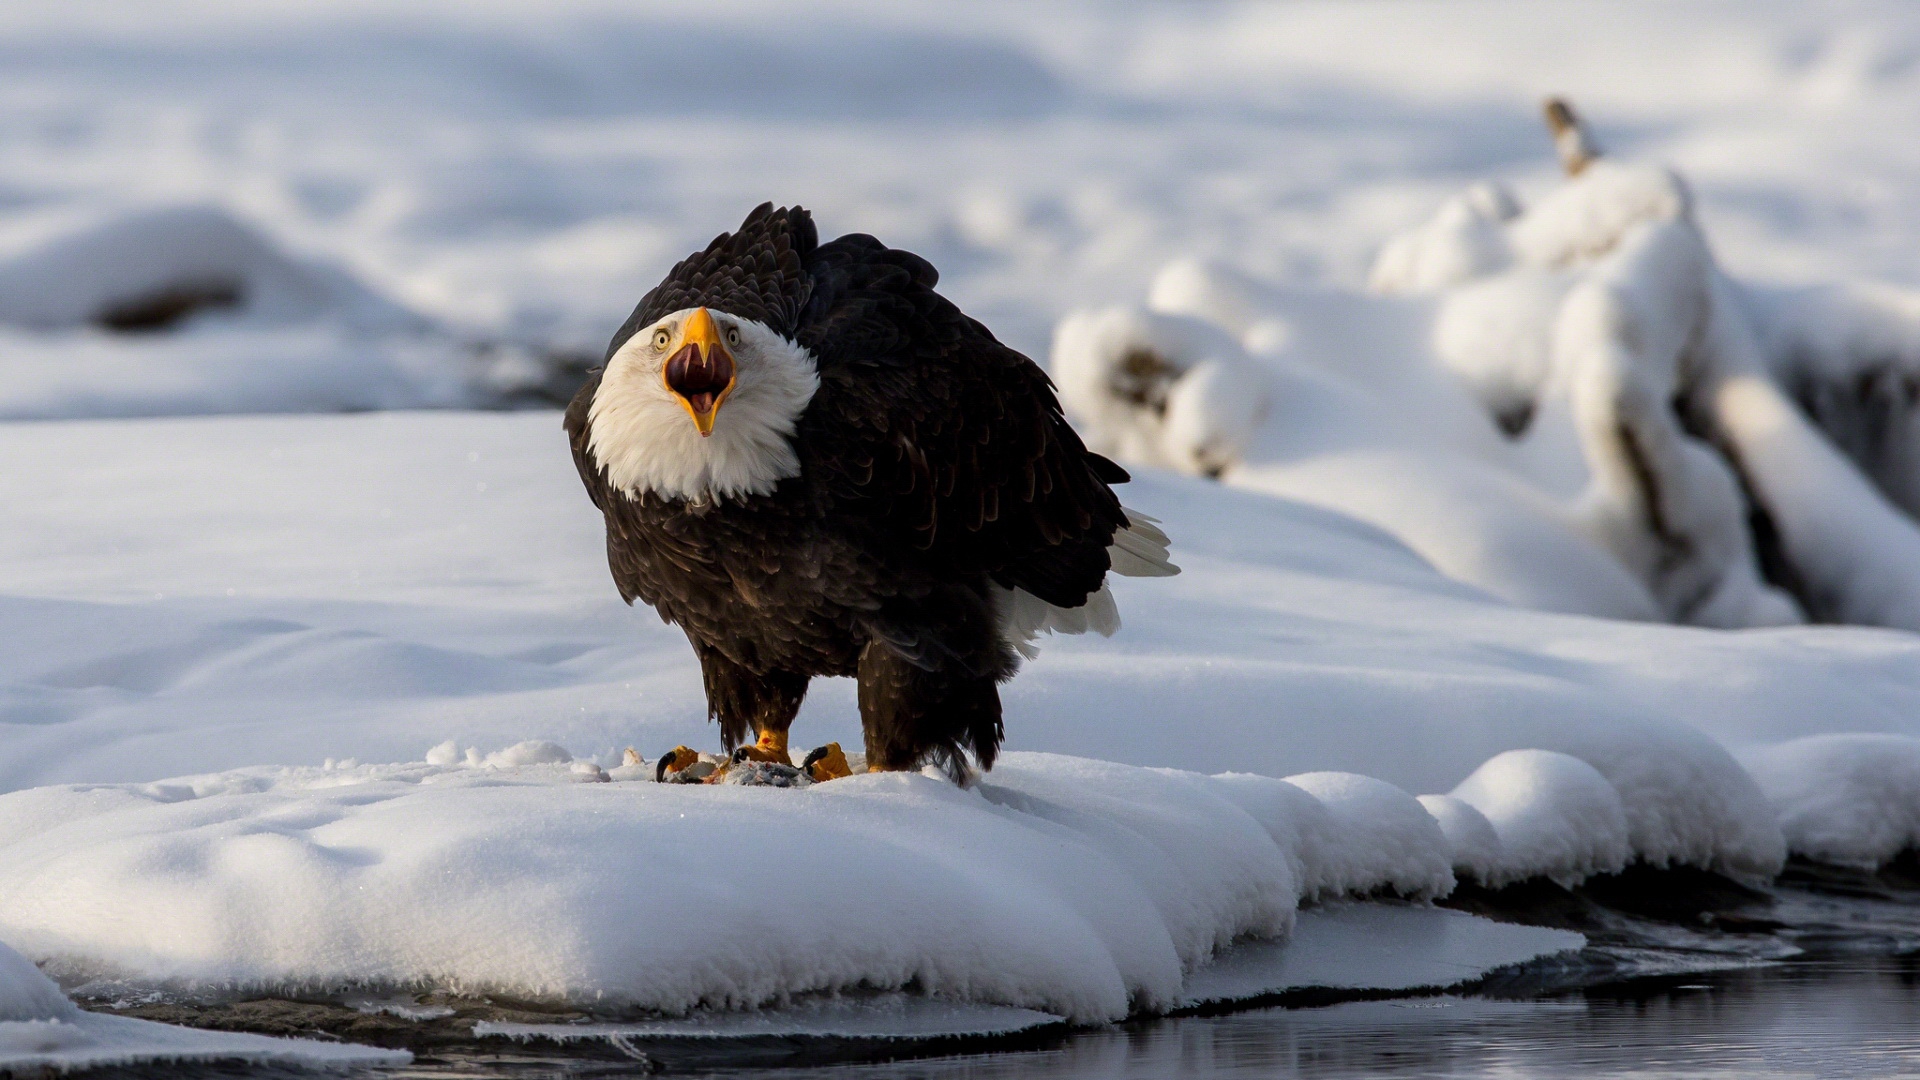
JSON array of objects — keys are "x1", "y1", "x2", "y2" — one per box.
[{"x1": 736, "y1": 959, "x2": 1920, "y2": 1079}]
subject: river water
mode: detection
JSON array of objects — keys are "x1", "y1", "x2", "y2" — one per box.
[{"x1": 373, "y1": 957, "x2": 1920, "y2": 1080}]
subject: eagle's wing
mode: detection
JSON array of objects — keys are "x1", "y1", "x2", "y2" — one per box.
[
  {"x1": 794, "y1": 233, "x2": 1131, "y2": 608},
  {"x1": 564, "y1": 372, "x2": 685, "y2": 607}
]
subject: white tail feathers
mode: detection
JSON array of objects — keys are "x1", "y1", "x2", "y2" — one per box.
[
  {"x1": 1110, "y1": 509, "x2": 1179, "y2": 577},
  {"x1": 994, "y1": 583, "x2": 1120, "y2": 660},
  {"x1": 994, "y1": 507, "x2": 1179, "y2": 659}
]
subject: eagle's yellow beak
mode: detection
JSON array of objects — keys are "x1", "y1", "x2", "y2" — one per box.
[{"x1": 663, "y1": 307, "x2": 736, "y2": 437}]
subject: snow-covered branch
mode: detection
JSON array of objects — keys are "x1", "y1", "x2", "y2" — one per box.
[{"x1": 1056, "y1": 103, "x2": 1920, "y2": 636}]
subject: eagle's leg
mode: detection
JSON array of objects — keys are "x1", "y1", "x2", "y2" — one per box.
[
  {"x1": 857, "y1": 590, "x2": 1017, "y2": 780},
  {"x1": 696, "y1": 646, "x2": 809, "y2": 765}
]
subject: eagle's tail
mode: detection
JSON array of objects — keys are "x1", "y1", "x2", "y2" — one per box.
[
  {"x1": 994, "y1": 508, "x2": 1178, "y2": 659},
  {"x1": 1109, "y1": 509, "x2": 1179, "y2": 578}
]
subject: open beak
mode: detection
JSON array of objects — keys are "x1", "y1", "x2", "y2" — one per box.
[{"x1": 662, "y1": 307, "x2": 736, "y2": 437}]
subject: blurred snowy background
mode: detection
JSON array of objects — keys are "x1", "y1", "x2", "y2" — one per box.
[{"x1": 4, "y1": 0, "x2": 1920, "y2": 413}]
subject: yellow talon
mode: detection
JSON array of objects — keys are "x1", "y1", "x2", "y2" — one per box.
[{"x1": 807, "y1": 743, "x2": 853, "y2": 782}]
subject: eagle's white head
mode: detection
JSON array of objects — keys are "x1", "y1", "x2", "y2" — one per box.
[{"x1": 586, "y1": 305, "x2": 819, "y2": 503}]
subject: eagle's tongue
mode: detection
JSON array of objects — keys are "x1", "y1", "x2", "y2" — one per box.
[{"x1": 666, "y1": 342, "x2": 735, "y2": 398}]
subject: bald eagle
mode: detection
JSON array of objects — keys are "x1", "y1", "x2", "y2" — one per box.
[{"x1": 565, "y1": 204, "x2": 1175, "y2": 779}]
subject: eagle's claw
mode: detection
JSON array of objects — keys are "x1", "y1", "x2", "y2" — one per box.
[
  {"x1": 802, "y1": 743, "x2": 853, "y2": 782},
  {"x1": 655, "y1": 745, "x2": 716, "y2": 783}
]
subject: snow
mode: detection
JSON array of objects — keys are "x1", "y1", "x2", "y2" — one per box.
[
  {"x1": 0, "y1": 937, "x2": 408, "y2": 1073},
  {"x1": 0, "y1": 206, "x2": 505, "y2": 420},
  {"x1": 0, "y1": 404, "x2": 1898, "y2": 1020},
  {"x1": 1741, "y1": 735, "x2": 1920, "y2": 869},
  {"x1": 0, "y1": 940, "x2": 73, "y2": 1023},
  {"x1": 0, "y1": 205, "x2": 417, "y2": 332},
  {"x1": 472, "y1": 905, "x2": 1583, "y2": 1041},
  {"x1": 1448, "y1": 750, "x2": 1631, "y2": 888},
  {"x1": 1417, "y1": 796, "x2": 1506, "y2": 884},
  {"x1": 1277, "y1": 773, "x2": 1454, "y2": 901},
  {"x1": 0, "y1": 751, "x2": 1568, "y2": 1025},
  {"x1": 1179, "y1": 903, "x2": 1582, "y2": 1008},
  {"x1": 7, "y1": 0, "x2": 1920, "y2": 1037},
  {"x1": 0, "y1": 1010, "x2": 409, "y2": 1074}
]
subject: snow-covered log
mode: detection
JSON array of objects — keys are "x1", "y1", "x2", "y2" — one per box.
[
  {"x1": 1057, "y1": 270, "x2": 1667, "y2": 623},
  {"x1": 1553, "y1": 219, "x2": 1801, "y2": 627},
  {"x1": 1542, "y1": 98, "x2": 1601, "y2": 178},
  {"x1": 1365, "y1": 108, "x2": 1920, "y2": 633},
  {"x1": 1367, "y1": 181, "x2": 1519, "y2": 295},
  {"x1": 1740, "y1": 279, "x2": 1920, "y2": 519},
  {"x1": 1051, "y1": 306, "x2": 1270, "y2": 477},
  {"x1": 0, "y1": 205, "x2": 420, "y2": 333},
  {"x1": 1062, "y1": 106, "x2": 1920, "y2": 637}
]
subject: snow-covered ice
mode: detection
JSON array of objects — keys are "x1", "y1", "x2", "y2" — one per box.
[
  {"x1": 0, "y1": 936, "x2": 408, "y2": 1073},
  {"x1": 0, "y1": 751, "x2": 1580, "y2": 1024},
  {"x1": 1179, "y1": 904, "x2": 1581, "y2": 1009},
  {"x1": 0, "y1": 406, "x2": 1911, "y2": 1020}
]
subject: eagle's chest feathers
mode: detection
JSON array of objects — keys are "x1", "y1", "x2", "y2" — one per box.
[
  {"x1": 620, "y1": 490, "x2": 871, "y2": 673},
  {"x1": 586, "y1": 318, "x2": 819, "y2": 503}
]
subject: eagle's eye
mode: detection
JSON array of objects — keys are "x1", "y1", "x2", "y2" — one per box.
[
  {"x1": 651, "y1": 327, "x2": 673, "y2": 351},
  {"x1": 726, "y1": 326, "x2": 741, "y2": 348}
]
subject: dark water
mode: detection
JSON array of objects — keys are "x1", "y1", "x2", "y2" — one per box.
[{"x1": 369, "y1": 958, "x2": 1920, "y2": 1080}]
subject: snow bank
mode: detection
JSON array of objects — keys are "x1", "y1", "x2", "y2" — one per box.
[
  {"x1": 0, "y1": 411, "x2": 1826, "y2": 883},
  {"x1": 0, "y1": 750, "x2": 1538, "y2": 1024},
  {"x1": 1741, "y1": 735, "x2": 1920, "y2": 869},
  {"x1": 1448, "y1": 750, "x2": 1630, "y2": 887},
  {"x1": 0, "y1": 940, "x2": 73, "y2": 1023},
  {"x1": 1280, "y1": 773, "x2": 1455, "y2": 900},
  {"x1": 0, "y1": 936, "x2": 406, "y2": 1073}
]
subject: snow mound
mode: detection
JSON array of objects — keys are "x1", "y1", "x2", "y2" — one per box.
[
  {"x1": 1507, "y1": 162, "x2": 1693, "y2": 273},
  {"x1": 0, "y1": 939, "x2": 74, "y2": 1023},
  {"x1": 0, "y1": 205, "x2": 573, "y2": 419},
  {"x1": 1448, "y1": 750, "x2": 1631, "y2": 887},
  {"x1": 1417, "y1": 795, "x2": 1505, "y2": 884},
  {"x1": 0, "y1": 748, "x2": 1583, "y2": 1024},
  {"x1": 0, "y1": 205, "x2": 418, "y2": 333},
  {"x1": 1056, "y1": 275, "x2": 1667, "y2": 623},
  {"x1": 1050, "y1": 306, "x2": 1269, "y2": 476},
  {"x1": 1370, "y1": 152, "x2": 1920, "y2": 638},
  {"x1": 1281, "y1": 772, "x2": 1454, "y2": 900},
  {"x1": 1368, "y1": 181, "x2": 1520, "y2": 295},
  {"x1": 1741, "y1": 734, "x2": 1920, "y2": 869}
]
